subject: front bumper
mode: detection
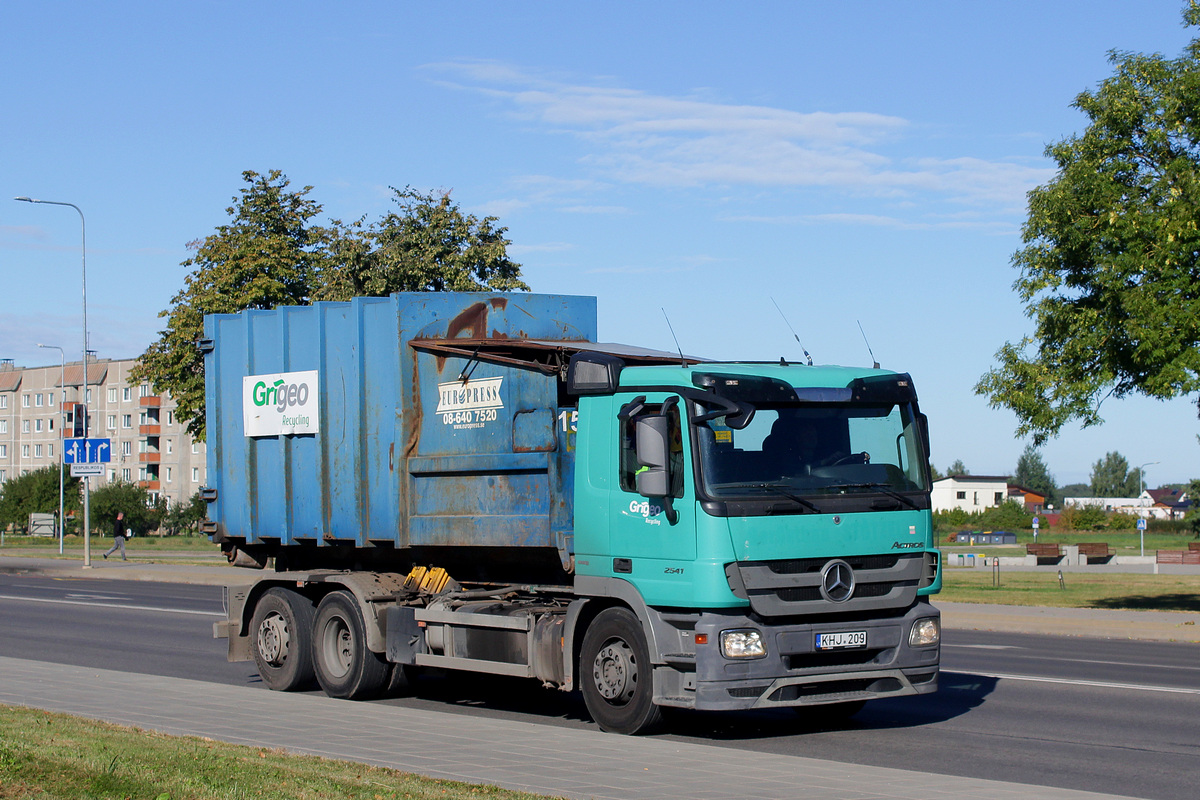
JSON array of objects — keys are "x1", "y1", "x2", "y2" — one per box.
[{"x1": 653, "y1": 600, "x2": 939, "y2": 711}]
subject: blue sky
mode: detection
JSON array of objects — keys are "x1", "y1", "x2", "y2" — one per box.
[{"x1": 2, "y1": 1, "x2": 1197, "y2": 488}]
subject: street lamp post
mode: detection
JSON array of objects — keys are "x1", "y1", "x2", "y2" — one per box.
[
  {"x1": 36, "y1": 343, "x2": 66, "y2": 555},
  {"x1": 16, "y1": 197, "x2": 92, "y2": 567},
  {"x1": 1136, "y1": 461, "x2": 1160, "y2": 557}
]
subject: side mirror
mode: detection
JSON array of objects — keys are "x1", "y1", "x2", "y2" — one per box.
[{"x1": 634, "y1": 413, "x2": 679, "y2": 524}]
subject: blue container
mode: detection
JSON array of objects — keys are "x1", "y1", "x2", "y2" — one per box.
[{"x1": 203, "y1": 293, "x2": 597, "y2": 560}]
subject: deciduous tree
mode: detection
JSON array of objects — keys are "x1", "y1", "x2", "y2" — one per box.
[
  {"x1": 0, "y1": 467, "x2": 80, "y2": 530},
  {"x1": 131, "y1": 170, "x2": 328, "y2": 440},
  {"x1": 315, "y1": 187, "x2": 528, "y2": 299},
  {"x1": 1089, "y1": 451, "x2": 1142, "y2": 497},
  {"x1": 977, "y1": 5, "x2": 1200, "y2": 444}
]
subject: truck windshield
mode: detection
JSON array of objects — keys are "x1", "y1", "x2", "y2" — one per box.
[{"x1": 695, "y1": 402, "x2": 928, "y2": 499}]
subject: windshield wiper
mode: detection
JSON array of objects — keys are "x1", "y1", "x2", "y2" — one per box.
[
  {"x1": 743, "y1": 482, "x2": 822, "y2": 513},
  {"x1": 827, "y1": 482, "x2": 920, "y2": 509}
]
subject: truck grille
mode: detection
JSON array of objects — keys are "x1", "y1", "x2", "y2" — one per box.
[{"x1": 729, "y1": 554, "x2": 923, "y2": 617}]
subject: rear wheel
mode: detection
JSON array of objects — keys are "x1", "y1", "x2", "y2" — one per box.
[
  {"x1": 580, "y1": 607, "x2": 663, "y2": 735},
  {"x1": 311, "y1": 591, "x2": 389, "y2": 700},
  {"x1": 250, "y1": 588, "x2": 315, "y2": 691}
]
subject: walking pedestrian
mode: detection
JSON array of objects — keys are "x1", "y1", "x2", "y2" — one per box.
[{"x1": 102, "y1": 512, "x2": 129, "y2": 561}]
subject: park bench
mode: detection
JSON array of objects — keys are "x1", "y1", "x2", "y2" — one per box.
[
  {"x1": 1189, "y1": 542, "x2": 1200, "y2": 553},
  {"x1": 1026, "y1": 542, "x2": 1063, "y2": 564},
  {"x1": 1077, "y1": 542, "x2": 1114, "y2": 563},
  {"x1": 1157, "y1": 549, "x2": 1200, "y2": 565}
]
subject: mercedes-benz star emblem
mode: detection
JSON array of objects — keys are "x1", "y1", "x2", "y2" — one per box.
[{"x1": 820, "y1": 560, "x2": 855, "y2": 603}]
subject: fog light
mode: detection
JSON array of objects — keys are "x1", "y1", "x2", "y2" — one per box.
[
  {"x1": 909, "y1": 617, "x2": 940, "y2": 647},
  {"x1": 720, "y1": 629, "x2": 766, "y2": 659}
]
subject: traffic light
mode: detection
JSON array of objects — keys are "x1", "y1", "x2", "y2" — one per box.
[{"x1": 72, "y1": 404, "x2": 86, "y2": 438}]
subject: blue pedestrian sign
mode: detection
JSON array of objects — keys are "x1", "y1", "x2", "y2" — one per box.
[
  {"x1": 63, "y1": 438, "x2": 111, "y2": 464},
  {"x1": 1136, "y1": 518, "x2": 1147, "y2": 530}
]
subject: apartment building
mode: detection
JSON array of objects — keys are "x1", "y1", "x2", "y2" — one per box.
[{"x1": 0, "y1": 357, "x2": 206, "y2": 507}]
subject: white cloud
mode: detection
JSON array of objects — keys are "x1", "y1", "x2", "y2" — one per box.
[{"x1": 428, "y1": 61, "x2": 1055, "y2": 215}]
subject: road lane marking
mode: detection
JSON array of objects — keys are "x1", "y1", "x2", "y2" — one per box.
[
  {"x1": 943, "y1": 670, "x2": 1200, "y2": 695},
  {"x1": 0, "y1": 593, "x2": 222, "y2": 617}
]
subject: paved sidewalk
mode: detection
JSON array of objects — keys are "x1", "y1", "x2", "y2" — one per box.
[{"x1": 0, "y1": 656, "x2": 1143, "y2": 800}]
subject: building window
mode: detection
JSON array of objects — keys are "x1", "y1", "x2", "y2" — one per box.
[
  {"x1": 122, "y1": 468, "x2": 131, "y2": 481},
  {"x1": 34, "y1": 419, "x2": 43, "y2": 433},
  {"x1": 47, "y1": 392, "x2": 54, "y2": 406},
  {"x1": 122, "y1": 441, "x2": 132, "y2": 456},
  {"x1": 108, "y1": 388, "x2": 118, "y2": 403},
  {"x1": 139, "y1": 384, "x2": 152, "y2": 398},
  {"x1": 122, "y1": 414, "x2": 132, "y2": 429},
  {"x1": 192, "y1": 442, "x2": 200, "y2": 454},
  {"x1": 994, "y1": 492, "x2": 1004, "y2": 505},
  {"x1": 0, "y1": 445, "x2": 6, "y2": 458},
  {"x1": 108, "y1": 415, "x2": 116, "y2": 430},
  {"x1": 139, "y1": 412, "x2": 148, "y2": 426},
  {"x1": 165, "y1": 439, "x2": 173, "y2": 454},
  {"x1": 165, "y1": 466, "x2": 172, "y2": 483},
  {"x1": 22, "y1": 420, "x2": 30, "y2": 434},
  {"x1": 167, "y1": 410, "x2": 175, "y2": 426},
  {"x1": 48, "y1": 443, "x2": 54, "y2": 458},
  {"x1": 86, "y1": 388, "x2": 92, "y2": 404},
  {"x1": 35, "y1": 393, "x2": 43, "y2": 407},
  {"x1": 191, "y1": 467, "x2": 199, "y2": 482},
  {"x1": 22, "y1": 445, "x2": 30, "y2": 458},
  {"x1": 0, "y1": 420, "x2": 6, "y2": 434},
  {"x1": 48, "y1": 418, "x2": 53, "y2": 431},
  {"x1": 22, "y1": 394, "x2": 30, "y2": 407},
  {"x1": 0, "y1": 396, "x2": 6, "y2": 409},
  {"x1": 34, "y1": 445, "x2": 42, "y2": 458}
]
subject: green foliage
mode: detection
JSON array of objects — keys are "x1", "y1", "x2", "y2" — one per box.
[
  {"x1": 1059, "y1": 482, "x2": 1091, "y2": 499},
  {"x1": 947, "y1": 459, "x2": 968, "y2": 476},
  {"x1": 160, "y1": 491, "x2": 208, "y2": 536},
  {"x1": 928, "y1": 462, "x2": 944, "y2": 481},
  {"x1": 0, "y1": 466, "x2": 80, "y2": 529},
  {"x1": 1056, "y1": 504, "x2": 1113, "y2": 532},
  {"x1": 88, "y1": 481, "x2": 165, "y2": 537},
  {"x1": 132, "y1": 174, "x2": 528, "y2": 442},
  {"x1": 316, "y1": 187, "x2": 529, "y2": 299},
  {"x1": 932, "y1": 502, "x2": 1032, "y2": 532},
  {"x1": 1089, "y1": 451, "x2": 1142, "y2": 496},
  {"x1": 1013, "y1": 444, "x2": 1057, "y2": 504},
  {"x1": 976, "y1": 5, "x2": 1200, "y2": 443},
  {"x1": 977, "y1": 500, "x2": 1034, "y2": 530}
]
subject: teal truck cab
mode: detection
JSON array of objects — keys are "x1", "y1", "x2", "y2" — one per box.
[{"x1": 208, "y1": 293, "x2": 940, "y2": 734}]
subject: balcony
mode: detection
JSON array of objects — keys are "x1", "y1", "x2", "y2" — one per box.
[
  {"x1": 138, "y1": 480, "x2": 160, "y2": 491},
  {"x1": 139, "y1": 452, "x2": 161, "y2": 463},
  {"x1": 139, "y1": 396, "x2": 161, "y2": 407},
  {"x1": 139, "y1": 424, "x2": 161, "y2": 436}
]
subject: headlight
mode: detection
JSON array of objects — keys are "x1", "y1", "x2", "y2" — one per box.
[
  {"x1": 720, "y1": 629, "x2": 766, "y2": 659},
  {"x1": 909, "y1": 617, "x2": 940, "y2": 647}
]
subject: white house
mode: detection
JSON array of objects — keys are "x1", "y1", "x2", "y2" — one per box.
[{"x1": 931, "y1": 475, "x2": 1011, "y2": 513}]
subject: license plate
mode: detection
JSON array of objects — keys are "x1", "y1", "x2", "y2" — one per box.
[{"x1": 815, "y1": 630, "x2": 867, "y2": 650}]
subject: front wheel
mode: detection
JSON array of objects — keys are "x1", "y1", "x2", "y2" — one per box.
[
  {"x1": 250, "y1": 588, "x2": 315, "y2": 691},
  {"x1": 311, "y1": 591, "x2": 389, "y2": 700},
  {"x1": 580, "y1": 607, "x2": 663, "y2": 735}
]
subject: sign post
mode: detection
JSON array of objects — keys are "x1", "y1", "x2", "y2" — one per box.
[
  {"x1": 1137, "y1": 517, "x2": 1147, "y2": 557},
  {"x1": 1032, "y1": 516, "x2": 1039, "y2": 542}
]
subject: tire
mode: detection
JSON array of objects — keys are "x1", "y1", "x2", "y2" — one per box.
[
  {"x1": 579, "y1": 607, "x2": 663, "y2": 735},
  {"x1": 384, "y1": 663, "x2": 419, "y2": 697},
  {"x1": 311, "y1": 591, "x2": 389, "y2": 700},
  {"x1": 250, "y1": 588, "x2": 316, "y2": 692}
]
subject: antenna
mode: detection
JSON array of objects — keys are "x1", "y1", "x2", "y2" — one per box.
[
  {"x1": 661, "y1": 308, "x2": 687, "y2": 367},
  {"x1": 857, "y1": 320, "x2": 880, "y2": 369},
  {"x1": 771, "y1": 297, "x2": 812, "y2": 366}
]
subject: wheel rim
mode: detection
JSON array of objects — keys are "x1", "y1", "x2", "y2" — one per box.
[
  {"x1": 257, "y1": 613, "x2": 289, "y2": 666},
  {"x1": 319, "y1": 615, "x2": 353, "y2": 679},
  {"x1": 592, "y1": 638, "x2": 637, "y2": 704}
]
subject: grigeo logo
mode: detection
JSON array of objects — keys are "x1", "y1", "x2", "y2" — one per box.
[{"x1": 252, "y1": 378, "x2": 310, "y2": 413}]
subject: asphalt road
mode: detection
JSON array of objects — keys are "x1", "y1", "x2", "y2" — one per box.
[{"x1": 2, "y1": 574, "x2": 1198, "y2": 800}]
